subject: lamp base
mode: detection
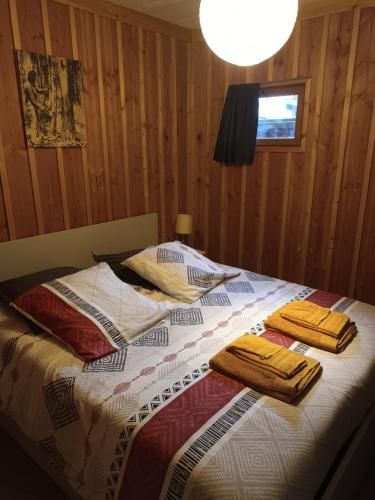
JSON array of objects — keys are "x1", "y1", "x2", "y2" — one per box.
[{"x1": 176, "y1": 234, "x2": 188, "y2": 245}]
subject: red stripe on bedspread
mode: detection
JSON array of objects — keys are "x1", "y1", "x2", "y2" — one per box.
[
  {"x1": 119, "y1": 370, "x2": 245, "y2": 500},
  {"x1": 261, "y1": 330, "x2": 295, "y2": 347},
  {"x1": 306, "y1": 290, "x2": 343, "y2": 308},
  {"x1": 12, "y1": 286, "x2": 117, "y2": 361},
  {"x1": 118, "y1": 288, "x2": 344, "y2": 498}
]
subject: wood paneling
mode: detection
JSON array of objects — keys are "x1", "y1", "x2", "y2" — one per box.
[
  {"x1": 160, "y1": 34, "x2": 178, "y2": 242},
  {"x1": 54, "y1": 0, "x2": 191, "y2": 41},
  {"x1": 122, "y1": 23, "x2": 145, "y2": 217},
  {"x1": 221, "y1": 66, "x2": 247, "y2": 266},
  {"x1": 188, "y1": 42, "x2": 211, "y2": 251},
  {"x1": 356, "y1": 149, "x2": 375, "y2": 304},
  {"x1": 0, "y1": 130, "x2": 13, "y2": 240},
  {"x1": 175, "y1": 38, "x2": 188, "y2": 214},
  {"x1": 0, "y1": 167, "x2": 9, "y2": 241},
  {"x1": 293, "y1": 16, "x2": 329, "y2": 284},
  {"x1": 143, "y1": 29, "x2": 161, "y2": 230},
  {"x1": 240, "y1": 63, "x2": 269, "y2": 271},
  {"x1": 0, "y1": 0, "x2": 187, "y2": 245},
  {"x1": 94, "y1": 13, "x2": 112, "y2": 221},
  {"x1": 69, "y1": 5, "x2": 93, "y2": 226},
  {"x1": 0, "y1": 0, "x2": 38, "y2": 239},
  {"x1": 332, "y1": 7, "x2": 375, "y2": 296},
  {"x1": 188, "y1": 6, "x2": 375, "y2": 306},
  {"x1": 262, "y1": 32, "x2": 296, "y2": 277},
  {"x1": 115, "y1": 20, "x2": 130, "y2": 220},
  {"x1": 17, "y1": 0, "x2": 65, "y2": 234},
  {"x1": 99, "y1": 15, "x2": 126, "y2": 221},
  {"x1": 277, "y1": 22, "x2": 301, "y2": 277},
  {"x1": 156, "y1": 33, "x2": 166, "y2": 240},
  {"x1": 299, "y1": 0, "x2": 375, "y2": 20},
  {"x1": 324, "y1": 8, "x2": 361, "y2": 289},
  {"x1": 1, "y1": 0, "x2": 375, "y2": 306},
  {"x1": 75, "y1": 9, "x2": 107, "y2": 224},
  {"x1": 305, "y1": 11, "x2": 354, "y2": 290}
]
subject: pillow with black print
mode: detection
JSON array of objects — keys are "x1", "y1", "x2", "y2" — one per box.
[
  {"x1": 122, "y1": 241, "x2": 239, "y2": 303},
  {"x1": 11, "y1": 263, "x2": 173, "y2": 361}
]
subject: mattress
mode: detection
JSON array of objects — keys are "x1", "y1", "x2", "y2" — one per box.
[{"x1": 0, "y1": 268, "x2": 374, "y2": 500}]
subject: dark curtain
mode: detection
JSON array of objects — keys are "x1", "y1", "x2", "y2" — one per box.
[{"x1": 214, "y1": 83, "x2": 260, "y2": 166}]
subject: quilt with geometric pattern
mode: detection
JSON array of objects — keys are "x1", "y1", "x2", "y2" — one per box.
[{"x1": 1, "y1": 266, "x2": 375, "y2": 500}]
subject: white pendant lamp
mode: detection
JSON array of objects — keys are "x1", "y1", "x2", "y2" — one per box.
[{"x1": 199, "y1": 0, "x2": 298, "y2": 67}]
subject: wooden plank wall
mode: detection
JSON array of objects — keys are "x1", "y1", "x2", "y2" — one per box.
[
  {"x1": 1, "y1": 0, "x2": 375, "y2": 307},
  {"x1": 187, "y1": 6, "x2": 375, "y2": 306},
  {"x1": 0, "y1": 0, "x2": 189, "y2": 244}
]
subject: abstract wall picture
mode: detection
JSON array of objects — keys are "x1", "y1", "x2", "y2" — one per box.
[{"x1": 16, "y1": 50, "x2": 86, "y2": 148}]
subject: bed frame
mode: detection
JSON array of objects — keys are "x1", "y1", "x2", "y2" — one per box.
[
  {"x1": 0, "y1": 213, "x2": 158, "y2": 281},
  {"x1": 320, "y1": 402, "x2": 375, "y2": 499},
  {"x1": 0, "y1": 213, "x2": 374, "y2": 499},
  {"x1": 0, "y1": 411, "x2": 81, "y2": 500}
]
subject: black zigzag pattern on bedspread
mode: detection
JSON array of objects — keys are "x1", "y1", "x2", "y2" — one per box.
[
  {"x1": 1, "y1": 337, "x2": 19, "y2": 369},
  {"x1": 39, "y1": 436, "x2": 65, "y2": 473},
  {"x1": 83, "y1": 349, "x2": 128, "y2": 373},
  {"x1": 165, "y1": 391, "x2": 262, "y2": 500}
]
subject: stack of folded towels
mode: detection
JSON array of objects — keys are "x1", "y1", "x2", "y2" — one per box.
[
  {"x1": 264, "y1": 300, "x2": 356, "y2": 353},
  {"x1": 209, "y1": 300, "x2": 356, "y2": 403},
  {"x1": 210, "y1": 334, "x2": 322, "y2": 403}
]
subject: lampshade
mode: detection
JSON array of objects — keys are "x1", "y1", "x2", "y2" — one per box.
[
  {"x1": 199, "y1": 0, "x2": 298, "y2": 67},
  {"x1": 175, "y1": 213, "x2": 192, "y2": 235}
]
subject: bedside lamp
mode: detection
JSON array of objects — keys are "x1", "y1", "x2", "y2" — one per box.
[{"x1": 175, "y1": 213, "x2": 192, "y2": 244}]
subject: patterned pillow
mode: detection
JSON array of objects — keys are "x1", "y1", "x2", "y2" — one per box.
[
  {"x1": 11, "y1": 263, "x2": 172, "y2": 361},
  {"x1": 123, "y1": 242, "x2": 239, "y2": 303},
  {"x1": 0, "y1": 266, "x2": 80, "y2": 334}
]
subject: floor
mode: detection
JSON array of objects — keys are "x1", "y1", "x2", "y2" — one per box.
[
  {"x1": 358, "y1": 466, "x2": 375, "y2": 500},
  {"x1": 0, "y1": 426, "x2": 374, "y2": 499},
  {"x1": 0, "y1": 427, "x2": 67, "y2": 500}
]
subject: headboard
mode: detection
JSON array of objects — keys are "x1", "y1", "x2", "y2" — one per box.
[{"x1": 0, "y1": 213, "x2": 158, "y2": 281}]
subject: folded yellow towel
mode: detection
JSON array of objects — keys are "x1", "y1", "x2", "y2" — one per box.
[
  {"x1": 209, "y1": 334, "x2": 322, "y2": 404},
  {"x1": 279, "y1": 301, "x2": 349, "y2": 338},
  {"x1": 265, "y1": 310, "x2": 356, "y2": 353},
  {"x1": 226, "y1": 334, "x2": 307, "y2": 380}
]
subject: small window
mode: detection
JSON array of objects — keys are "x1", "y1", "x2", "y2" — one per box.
[{"x1": 256, "y1": 82, "x2": 306, "y2": 147}]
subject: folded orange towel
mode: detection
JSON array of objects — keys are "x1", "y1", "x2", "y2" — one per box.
[
  {"x1": 226, "y1": 334, "x2": 307, "y2": 379},
  {"x1": 265, "y1": 310, "x2": 356, "y2": 353},
  {"x1": 279, "y1": 301, "x2": 349, "y2": 338},
  {"x1": 209, "y1": 334, "x2": 322, "y2": 404}
]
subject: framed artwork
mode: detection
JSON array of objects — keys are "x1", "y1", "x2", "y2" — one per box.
[{"x1": 16, "y1": 50, "x2": 86, "y2": 148}]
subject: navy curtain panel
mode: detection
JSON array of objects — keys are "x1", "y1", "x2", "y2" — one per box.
[{"x1": 214, "y1": 83, "x2": 260, "y2": 166}]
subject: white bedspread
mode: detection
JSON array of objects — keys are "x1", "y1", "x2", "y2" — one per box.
[{"x1": 0, "y1": 269, "x2": 374, "y2": 500}]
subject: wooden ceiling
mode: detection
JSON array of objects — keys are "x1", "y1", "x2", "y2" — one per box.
[{"x1": 108, "y1": 0, "x2": 325, "y2": 30}]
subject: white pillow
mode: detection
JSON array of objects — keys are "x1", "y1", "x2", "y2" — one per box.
[
  {"x1": 12, "y1": 263, "x2": 173, "y2": 361},
  {"x1": 122, "y1": 242, "x2": 239, "y2": 303}
]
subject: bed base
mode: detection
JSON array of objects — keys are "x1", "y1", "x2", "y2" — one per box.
[
  {"x1": 0, "y1": 411, "x2": 81, "y2": 499},
  {"x1": 1, "y1": 401, "x2": 375, "y2": 500},
  {"x1": 319, "y1": 402, "x2": 375, "y2": 499}
]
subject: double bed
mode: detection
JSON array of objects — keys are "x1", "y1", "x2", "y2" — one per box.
[{"x1": 0, "y1": 214, "x2": 374, "y2": 500}]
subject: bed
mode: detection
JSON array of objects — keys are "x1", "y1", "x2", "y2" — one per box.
[{"x1": 0, "y1": 214, "x2": 374, "y2": 500}]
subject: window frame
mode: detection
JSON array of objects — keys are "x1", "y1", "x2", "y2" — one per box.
[{"x1": 256, "y1": 78, "x2": 311, "y2": 153}]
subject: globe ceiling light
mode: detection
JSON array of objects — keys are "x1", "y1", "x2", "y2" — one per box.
[{"x1": 199, "y1": 0, "x2": 299, "y2": 67}]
